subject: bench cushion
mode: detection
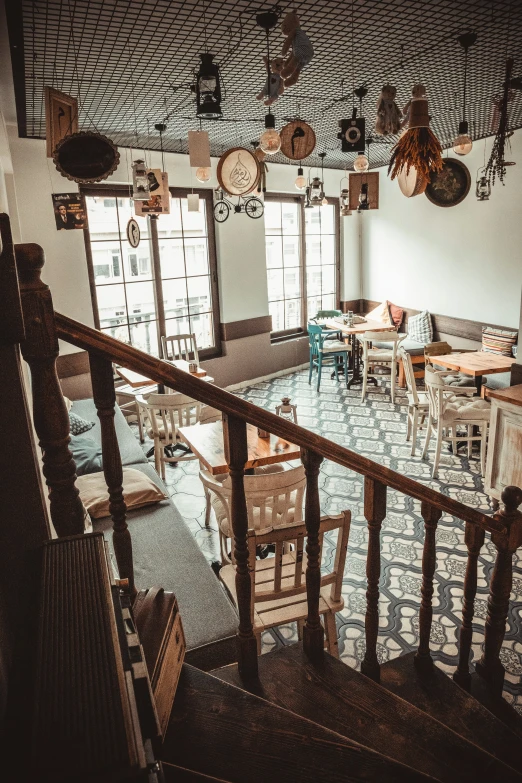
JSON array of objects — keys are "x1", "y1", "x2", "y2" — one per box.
[
  {"x1": 72, "y1": 399, "x2": 148, "y2": 466},
  {"x1": 93, "y1": 461, "x2": 238, "y2": 666},
  {"x1": 484, "y1": 372, "x2": 511, "y2": 391},
  {"x1": 373, "y1": 338, "x2": 425, "y2": 356}
]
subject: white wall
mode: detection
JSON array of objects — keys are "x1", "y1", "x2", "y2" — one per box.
[
  {"x1": 6, "y1": 134, "x2": 358, "y2": 333},
  {"x1": 362, "y1": 130, "x2": 522, "y2": 328}
]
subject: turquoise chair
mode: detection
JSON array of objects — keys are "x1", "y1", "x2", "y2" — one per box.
[
  {"x1": 308, "y1": 324, "x2": 351, "y2": 392},
  {"x1": 309, "y1": 309, "x2": 343, "y2": 340}
]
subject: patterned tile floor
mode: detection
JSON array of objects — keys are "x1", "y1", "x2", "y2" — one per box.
[{"x1": 136, "y1": 368, "x2": 522, "y2": 711}]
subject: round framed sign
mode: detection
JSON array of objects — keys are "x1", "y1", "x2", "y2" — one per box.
[
  {"x1": 279, "y1": 120, "x2": 316, "y2": 161},
  {"x1": 425, "y1": 158, "x2": 471, "y2": 207},
  {"x1": 217, "y1": 148, "x2": 260, "y2": 196},
  {"x1": 53, "y1": 131, "x2": 120, "y2": 184},
  {"x1": 126, "y1": 218, "x2": 140, "y2": 248}
]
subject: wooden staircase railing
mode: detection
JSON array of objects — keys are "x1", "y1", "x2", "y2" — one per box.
[{"x1": 13, "y1": 238, "x2": 522, "y2": 695}]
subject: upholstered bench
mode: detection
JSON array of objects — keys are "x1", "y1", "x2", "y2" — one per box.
[{"x1": 71, "y1": 399, "x2": 239, "y2": 671}]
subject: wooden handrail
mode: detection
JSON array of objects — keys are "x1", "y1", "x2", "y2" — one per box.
[{"x1": 55, "y1": 311, "x2": 506, "y2": 536}]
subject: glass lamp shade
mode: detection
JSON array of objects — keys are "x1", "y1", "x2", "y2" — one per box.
[
  {"x1": 295, "y1": 166, "x2": 306, "y2": 190},
  {"x1": 321, "y1": 194, "x2": 328, "y2": 206},
  {"x1": 453, "y1": 121, "x2": 472, "y2": 156},
  {"x1": 195, "y1": 166, "x2": 211, "y2": 183},
  {"x1": 259, "y1": 128, "x2": 281, "y2": 155},
  {"x1": 353, "y1": 153, "x2": 369, "y2": 173},
  {"x1": 132, "y1": 159, "x2": 150, "y2": 201},
  {"x1": 309, "y1": 177, "x2": 323, "y2": 206},
  {"x1": 476, "y1": 175, "x2": 491, "y2": 201}
]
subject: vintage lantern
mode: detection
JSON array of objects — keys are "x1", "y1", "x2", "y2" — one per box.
[
  {"x1": 476, "y1": 168, "x2": 491, "y2": 201},
  {"x1": 132, "y1": 159, "x2": 150, "y2": 201},
  {"x1": 195, "y1": 53, "x2": 222, "y2": 119},
  {"x1": 358, "y1": 182, "x2": 370, "y2": 211}
]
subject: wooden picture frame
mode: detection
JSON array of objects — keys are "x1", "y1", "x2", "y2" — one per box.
[
  {"x1": 349, "y1": 172, "x2": 379, "y2": 210},
  {"x1": 45, "y1": 87, "x2": 79, "y2": 158},
  {"x1": 217, "y1": 147, "x2": 260, "y2": 196}
]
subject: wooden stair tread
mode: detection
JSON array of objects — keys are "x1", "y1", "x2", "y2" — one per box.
[
  {"x1": 162, "y1": 663, "x2": 436, "y2": 783},
  {"x1": 213, "y1": 643, "x2": 521, "y2": 783},
  {"x1": 379, "y1": 651, "x2": 522, "y2": 773},
  {"x1": 163, "y1": 762, "x2": 231, "y2": 782},
  {"x1": 469, "y1": 672, "x2": 522, "y2": 739}
]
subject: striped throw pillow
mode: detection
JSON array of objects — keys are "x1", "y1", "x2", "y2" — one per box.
[
  {"x1": 407, "y1": 310, "x2": 433, "y2": 345},
  {"x1": 482, "y1": 326, "x2": 517, "y2": 356}
]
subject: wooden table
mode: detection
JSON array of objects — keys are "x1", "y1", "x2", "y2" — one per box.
[
  {"x1": 429, "y1": 352, "x2": 515, "y2": 394},
  {"x1": 178, "y1": 421, "x2": 300, "y2": 475},
  {"x1": 324, "y1": 317, "x2": 397, "y2": 388},
  {"x1": 117, "y1": 360, "x2": 214, "y2": 388}
]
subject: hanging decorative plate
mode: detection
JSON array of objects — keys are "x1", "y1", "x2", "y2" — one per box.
[
  {"x1": 126, "y1": 218, "x2": 140, "y2": 248},
  {"x1": 217, "y1": 148, "x2": 260, "y2": 196},
  {"x1": 279, "y1": 120, "x2": 316, "y2": 160},
  {"x1": 424, "y1": 158, "x2": 471, "y2": 207},
  {"x1": 53, "y1": 131, "x2": 120, "y2": 183},
  {"x1": 397, "y1": 165, "x2": 427, "y2": 197}
]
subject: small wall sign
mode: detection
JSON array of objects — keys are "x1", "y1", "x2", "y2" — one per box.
[{"x1": 126, "y1": 218, "x2": 141, "y2": 248}]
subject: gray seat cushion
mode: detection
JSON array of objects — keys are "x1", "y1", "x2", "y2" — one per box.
[
  {"x1": 71, "y1": 398, "x2": 148, "y2": 466},
  {"x1": 484, "y1": 372, "x2": 511, "y2": 391},
  {"x1": 372, "y1": 338, "x2": 425, "y2": 356},
  {"x1": 93, "y1": 461, "x2": 238, "y2": 660}
]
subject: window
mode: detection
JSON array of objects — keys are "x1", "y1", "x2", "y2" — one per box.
[
  {"x1": 264, "y1": 195, "x2": 339, "y2": 338},
  {"x1": 82, "y1": 187, "x2": 220, "y2": 358}
]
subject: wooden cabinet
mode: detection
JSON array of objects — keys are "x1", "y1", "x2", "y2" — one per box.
[{"x1": 485, "y1": 384, "x2": 522, "y2": 502}]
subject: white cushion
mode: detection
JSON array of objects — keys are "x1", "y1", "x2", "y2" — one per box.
[
  {"x1": 76, "y1": 467, "x2": 167, "y2": 519},
  {"x1": 321, "y1": 340, "x2": 351, "y2": 353},
  {"x1": 443, "y1": 398, "x2": 491, "y2": 423},
  {"x1": 366, "y1": 301, "x2": 392, "y2": 325},
  {"x1": 365, "y1": 349, "x2": 394, "y2": 362}
]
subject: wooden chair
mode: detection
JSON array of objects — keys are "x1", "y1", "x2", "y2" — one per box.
[
  {"x1": 115, "y1": 372, "x2": 157, "y2": 443},
  {"x1": 200, "y1": 464, "x2": 306, "y2": 564},
  {"x1": 422, "y1": 368, "x2": 491, "y2": 478},
  {"x1": 357, "y1": 330, "x2": 405, "y2": 403},
  {"x1": 219, "y1": 510, "x2": 351, "y2": 658},
  {"x1": 308, "y1": 324, "x2": 351, "y2": 392},
  {"x1": 161, "y1": 333, "x2": 199, "y2": 364},
  {"x1": 399, "y1": 347, "x2": 429, "y2": 456},
  {"x1": 136, "y1": 392, "x2": 201, "y2": 479}
]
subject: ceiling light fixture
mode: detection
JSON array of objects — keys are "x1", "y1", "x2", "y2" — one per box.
[
  {"x1": 195, "y1": 53, "x2": 223, "y2": 119},
  {"x1": 453, "y1": 32, "x2": 477, "y2": 156},
  {"x1": 353, "y1": 152, "x2": 369, "y2": 172},
  {"x1": 259, "y1": 112, "x2": 281, "y2": 154},
  {"x1": 295, "y1": 165, "x2": 306, "y2": 190}
]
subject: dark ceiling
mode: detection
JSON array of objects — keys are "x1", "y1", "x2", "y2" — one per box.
[{"x1": 7, "y1": 0, "x2": 522, "y2": 170}]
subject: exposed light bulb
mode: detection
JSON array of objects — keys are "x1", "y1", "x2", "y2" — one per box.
[
  {"x1": 260, "y1": 128, "x2": 281, "y2": 155},
  {"x1": 453, "y1": 134, "x2": 473, "y2": 156},
  {"x1": 353, "y1": 153, "x2": 369, "y2": 172},
  {"x1": 195, "y1": 166, "x2": 211, "y2": 182},
  {"x1": 295, "y1": 166, "x2": 306, "y2": 190}
]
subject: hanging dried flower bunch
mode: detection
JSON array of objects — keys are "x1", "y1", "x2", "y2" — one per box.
[
  {"x1": 388, "y1": 85, "x2": 443, "y2": 182},
  {"x1": 485, "y1": 58, "x2": 514, "y2": 187}
]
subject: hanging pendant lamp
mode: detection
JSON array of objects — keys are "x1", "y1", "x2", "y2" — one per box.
[{"x1": 453, "y1": 33, "x2": 477, "y2": 156}]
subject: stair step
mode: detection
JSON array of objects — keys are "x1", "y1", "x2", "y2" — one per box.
[
  {"x1": 163, "y1": 762, "x2": 231, "y2": 782},
  {"x1": 469, "y1": 672, "x2": 522, "y2": 739},
  {"x1": 162, "y1": 663, "x2": 436, "y2": 782},
  {"x1": 213, "y1": 643, "x2": 520, "y2": 783},
  {"x1": 380, "y1": 651, "x2": 522, "y2": 773}
]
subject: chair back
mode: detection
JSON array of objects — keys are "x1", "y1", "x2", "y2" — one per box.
[
  {"x1": 161, "y1": 333, "x2": 199, "y2": 364},
  {"x1": 308, "y1": 323, "x2": 323, "y2": 358},
  {"x1": 198, "y1": 404, "x2": 222, "y2": 425},
  {"x1": 201, "y1": 464, "x2": 306, "y2": 533},
  {"x1": 424, "y1": 367, "x2": 448, "y2": 421},
  {"x1": 359, "y1": 329, "x2": 403, "y2": 363},
  {"x1": 424, "y1": 341, "x2": 453, "y2": 368},
  {"x1": 310, "y1": 309, "x2": 342, "y2": 322},
  {"x1": 247, "y1": 510, "x2": 351, "y2": 622},
  {"x1": 399, "y1": 347, "x2": 419, "y2": 403},
  {"x1": 136, "y1": 391, "x2": 201, "y2": 445}
]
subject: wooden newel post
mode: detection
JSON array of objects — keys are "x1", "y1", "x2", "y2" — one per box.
[
  {"x1": 301, "y1": 448, "x2": 325, "y2": 661},
  {"x1": 453, "y1": 522, "x2": 485, "y2": 690},
  {"x1": 89, "y1": 352, "x2": 134, "y2": 597},
  {"x1": 415, "y1": 501, "x2": 442, "y2": 673},
  {"x1": 476, "y1": 486, "x2": 522, "y2": 697},
  {"x1": 223, "y1": 413, "x2": 258, "y2": 680},
  {"x1": 361, "y1": 476, "x2": 387, "y2": 682},
  {"x1": 15, "y1": 243, "x2": 85, "y2": 537}
]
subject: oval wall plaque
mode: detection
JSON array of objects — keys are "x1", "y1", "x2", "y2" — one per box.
[
  {"x1": 279, "y1": 120, "x2": 316, "y2": 161},
  {"x1": 425, "y1": 158, "x2": 471, "y2": 207},
  {"x1": 217, "y1": 148, "x2": 260, "y2": 196},
  {"x1": 53, "y1": 131, "x2": 120, "y2": 183},
  {"x1": 126, "y1": 218, "x2": 140, "y2": 248}
]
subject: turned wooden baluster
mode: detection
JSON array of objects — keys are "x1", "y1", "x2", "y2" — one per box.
[
  {"x1": 89, "y1": 352, "x2": 134, "y2": 597},
  {"x1": 453, "y1": 522, "x2": 485, "y2": 690},
  {"x1": 476, "y1": 486, "x2": 522, "y2": 696},
  {"x1": 15, "y1": 243, "x2": 85, "y2": 537},
  {"x1": 361, "y1": 476, "x2": 386, "y2": 682},
  {"x1": 415, "y1": 502, "x2": 442, "y2": 673},
  {"x1": 223, "y1": 413, "x2": 258, "y2": 679},
  {"x1": 301, "y1": 448, "x2": 325, "y2": 661}
]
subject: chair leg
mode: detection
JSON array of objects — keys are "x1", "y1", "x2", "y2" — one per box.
[
  {"x1": 308, "y1": 354, "x2": 313, "y2": 385},
  {"x1": 256, "y1": 632, "x2": 262, "y2": 656},
  {"x1": 411, "y1": 409, "x2": 419, "y2": 456},
  {"x1": 136, "y1": 404, "x2": 145, "y2": 443},
  {"x1": 451, "y1": 425, "x2": 458, "y2": 456},
  {"x1": 391, "y1": 361, "x2": 396, "y2": 404},
  {"x1": 317, "y1": 353, "x2": 323, "y2": 392},
  {"x1": 406, "y1": 410, "x2": 412, "y2": 442},
  {"x1": 480, "y1": 425, "x2": 488, "y2": 477},
  {"x1": 324, "y1": 611, "x2": 339, "y2": 658},
  {"x1": 297, "y1": 618, "x2": 305, "y2": 641},
  {"x1": 361, "y1": 363, "x2": 368, "y2": 402},
  {"x1": 422, "y1": 416, "x2": 432, "y2": 459},
  {"x1": 204, "y1": 487, "x2": 211, "y2": 527},
  {"x1": 344, "y1": 352, "x2": 349, "y2": 385},
  {"x1": 432, "y1": 424, "x2": 443, "y2": 478},
  {"x1": 467, "y1": 425, "x2": 473, "y2": 459}
]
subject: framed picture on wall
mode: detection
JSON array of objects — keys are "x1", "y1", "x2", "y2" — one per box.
[
  {"x1": 52, "y1": 193, "x2": 88, "y2": 230},
  {"x1": 134, "y1": 173, "x2": 171, "y2": 216},
  {"x1": 45, "y1": 87, "x2": 79, "y2": 158}
]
